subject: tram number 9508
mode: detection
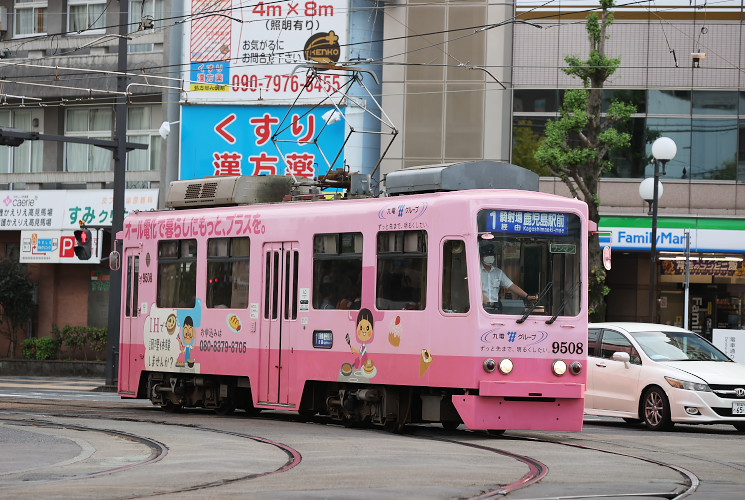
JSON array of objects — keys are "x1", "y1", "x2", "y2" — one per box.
[{"x1": 552, "y1": 341, "x2": 584, "y2": 355}]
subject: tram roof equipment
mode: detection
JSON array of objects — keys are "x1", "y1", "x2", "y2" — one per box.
[{"x1": 383, "y1": 161, "x2": 539, "y2": 196}]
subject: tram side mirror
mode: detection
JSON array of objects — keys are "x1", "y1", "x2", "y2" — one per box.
[{"x1": 109, "y1": 250, "x2": 121, "y2": 271}]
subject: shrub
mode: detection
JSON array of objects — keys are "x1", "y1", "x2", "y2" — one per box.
[
  {"x1": 21, "y1": 337, "x2": 58, "y2": 360},
  {"x1": 59, "y1": 326, "x2": 108, "y2": 361}
]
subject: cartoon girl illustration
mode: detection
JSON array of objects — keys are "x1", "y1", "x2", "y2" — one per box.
[{"x1": 347, "y1": 308, "x2": 375, "y2": 374}]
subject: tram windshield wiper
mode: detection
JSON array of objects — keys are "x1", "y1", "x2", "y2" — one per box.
[
  {"x1": 545, "y1": 280, "x2": 581, "y2": 325},
  {"x1": 516, "y1": 282, "x2": 552, "y2": 324}
]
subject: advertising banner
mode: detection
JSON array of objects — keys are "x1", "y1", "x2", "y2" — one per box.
[
  {"x1": 0, "y1": 189, "x2": 159, "y2": 231},
  {"x1": 180, "y1": 105, "x2": 345, "y2": 180},
  {"x1": 713, "y1": 329, "x2": 745, "y2": 364},
  {"x1": 185, "y1": 0, "x2": 348, "y2": 104},
  {"x1": 19, "y1": 229, "x2": 103, "y2": 264}
]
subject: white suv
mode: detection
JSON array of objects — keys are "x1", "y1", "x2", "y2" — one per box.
[{"x1": 586, "y1": 322, "x2": 745, "y2": 431}]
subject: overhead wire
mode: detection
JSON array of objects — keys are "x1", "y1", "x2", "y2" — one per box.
[{"x1": 0, "y1": 0, "x2": 741, "y2": 102}]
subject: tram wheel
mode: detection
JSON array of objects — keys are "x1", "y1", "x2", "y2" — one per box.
[
  {"x1": 214, "y1": 399, "x2": 236, "y2": 416},
  {"x1": 622, "y1": 417, "x2": 643, "y2": 425},
  {"x1": 486, "y1": 429, "x2": 506, "y2": 436},
  {"x1": 384, "y1": 419, "x2": 406, "y2": 434},
  {"x1": 161, "y1": 400, "x2": 182, "y2": 413},
  {"x1": 441, "y1": 421, "x2": 460, "y2": 431}
]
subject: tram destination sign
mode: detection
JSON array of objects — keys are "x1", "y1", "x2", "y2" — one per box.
[{"x1": 487, "y1": 210, "x2": 569, "y2": 235}]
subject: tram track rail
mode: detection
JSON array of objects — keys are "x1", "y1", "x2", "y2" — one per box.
[
  {"x1": 0, "y1": 403, "x2": 303, "y2": 499},
  {"x1": 0, "y1": 396, "x2": 715, "y2": 499},
  {"x1": 408, "y1": 428, "x2": 699, "y2": 500},
  {"x1": 0, "y1": 416, "x2": 167, "y2": 487}
]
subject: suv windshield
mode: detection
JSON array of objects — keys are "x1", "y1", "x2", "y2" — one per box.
[
  {"x1": 477, "y1": 209, "x2": 581, "y2": 318},
  {"x1": 632, "y1": 330, "x2": 731, "y2": 361}
]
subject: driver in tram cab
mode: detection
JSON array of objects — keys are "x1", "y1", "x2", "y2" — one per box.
[{"x1": 480, "y1": 244, "x2": 535, "y2": 312}]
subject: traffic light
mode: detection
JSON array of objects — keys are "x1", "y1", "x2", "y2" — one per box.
[{"x1": 73, "y1": 227, "x2": 93, "y2": 260}]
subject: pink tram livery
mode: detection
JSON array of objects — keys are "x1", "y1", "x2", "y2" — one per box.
[{"x1": 115, "y1": 162, "x2": 591, "y2": 432}]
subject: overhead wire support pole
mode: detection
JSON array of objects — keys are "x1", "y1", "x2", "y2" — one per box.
[{"x1": 106, "y1": 0, "x2": 129, "y2": 389}]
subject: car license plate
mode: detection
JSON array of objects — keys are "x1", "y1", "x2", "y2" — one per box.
[{"x1": 733, "y1": 402, "x2": 745, "y2": 415}]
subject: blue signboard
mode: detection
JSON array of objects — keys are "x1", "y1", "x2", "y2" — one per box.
[
  {"x1": 190, "y1": 62, "x2": 231, "y2": 92},
  {"x1": 180, "y1": 105, "x2": 346, "y2": 180},
  {"x1": 486, "y1": 210, "x2": 569, "y2": 235}
]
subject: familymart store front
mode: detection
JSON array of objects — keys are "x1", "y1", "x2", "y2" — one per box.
[{"x1": 600, "y1": 216, "x2": 745, "y2": 340}]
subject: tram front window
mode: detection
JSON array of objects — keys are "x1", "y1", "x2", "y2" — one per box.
[{"x1": 476, "y1": 210, "x2": 582, "y2": 318}]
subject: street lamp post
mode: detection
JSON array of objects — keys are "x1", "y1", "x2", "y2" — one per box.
[{"x1": 639, "y1": 137, "x2": 677, "y2": 323}]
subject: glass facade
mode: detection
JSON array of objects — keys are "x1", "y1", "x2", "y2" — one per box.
[{"x1": 513, "y1": 89, "x2": 745, "y2": 182}]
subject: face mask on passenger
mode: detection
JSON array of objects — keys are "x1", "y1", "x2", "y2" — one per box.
[{"x1": 482, "y1": 256, "x2": 495, "y2": 265}]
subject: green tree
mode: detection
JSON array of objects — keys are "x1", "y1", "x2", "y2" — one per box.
[
  {"x1": 0, "y1": 259, "x2": 34, "y2": 358},
  {"x1": 535, "y1": 0, "x2": 635, "y2": 320},
  {"x1": 513, "y1": 120, "x2": 551, "y2": 175}
]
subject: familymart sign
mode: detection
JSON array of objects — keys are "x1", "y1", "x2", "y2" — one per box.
[{"x1": 599, "y1": 216, "x2": 745, "y2": 253}]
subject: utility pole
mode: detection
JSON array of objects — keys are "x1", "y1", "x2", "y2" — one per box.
[{"x1": 105, "y1": 0, "x2": 129, "y2": 388}]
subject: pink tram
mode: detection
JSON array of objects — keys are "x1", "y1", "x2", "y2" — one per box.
[{"x1": 115, "y1": 162, "x2": 591, "y2": 432}]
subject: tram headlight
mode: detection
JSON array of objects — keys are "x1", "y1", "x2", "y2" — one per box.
[
  {"x1": 552, "y1": 359, "x2": 568, "y2": 376},
  {"x1": 498, "y1": 358, "x2": 514, "y2": 375},
  {"x1": 569, "y1": 361, "x2": 583, "y2": 375},
  {"x1": 483, "y1": 358, "x2": 497, "y2": 373}
]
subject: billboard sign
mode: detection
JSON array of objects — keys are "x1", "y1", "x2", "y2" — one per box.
[
  {"x1": 0, "y1": 189, "x2": 159, "y2": 231},
  {"x1": 184, "y1": 0, "x2": 348, "y2": 103},
  {"x1": 20, "y1": 229, "x2": 103, "y2": 264},
  {"x1": 180, "y1": 105, "x2": 345, "y2": 180}
]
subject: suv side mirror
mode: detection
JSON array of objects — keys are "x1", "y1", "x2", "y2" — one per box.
[{"x1": 611, "y1": 351, "x2": 631, "y2": 368}]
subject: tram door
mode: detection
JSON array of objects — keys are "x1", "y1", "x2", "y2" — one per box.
[
  {"x1": 259, "y1": 242, "x2": 299, "y2": 405},
  {"x1": 119, "y1": 246, "x2": 141, "y2": 394}
]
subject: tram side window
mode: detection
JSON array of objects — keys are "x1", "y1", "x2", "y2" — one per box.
[
  {"x1": 313, "y1": 232, "x2": 362, "y2": 310},
  {"x1": 206, "y1": 237, "x2": 250, "y2": 309},
  {"x1": 376, "y1": 230, "x2": 427, "y2": 310},
  {"x1": 157, "y1": 239, "x2": 197, "y2": 308},
  {"x1": 442, "y1": 239, "x2": 469, "y2": 313}
]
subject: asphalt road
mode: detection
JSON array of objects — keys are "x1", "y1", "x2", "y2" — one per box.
[{"x1": 0, "y1": 377, "x2": 743, "y2": 499}]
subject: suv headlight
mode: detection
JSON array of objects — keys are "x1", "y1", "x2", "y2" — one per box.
[{"x1": 664, "y1": 376, "x2": 711, "y2": 392}]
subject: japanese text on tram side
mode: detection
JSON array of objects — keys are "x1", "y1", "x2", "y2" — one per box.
[{"x1": 124, "y1": 215, "x2": 266, "y2": 239}]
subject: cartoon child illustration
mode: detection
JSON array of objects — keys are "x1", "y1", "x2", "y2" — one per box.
[
  {"x1": 346, "y1": 308, "x2": 375, "y2": 375},
  {"x1": 176, "y1": 315, "x2": 197, "y2": 368}
]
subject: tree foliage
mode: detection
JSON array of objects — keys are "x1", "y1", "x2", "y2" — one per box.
[
  {"x1": 535, "y1": 0, "x2": 635, "y2": 320},
  {"x1": 0, "y1": 258, "x2": 34, "y2": 358}
]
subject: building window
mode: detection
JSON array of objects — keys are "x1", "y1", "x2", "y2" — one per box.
[
  {"x1": 206, "y1": 237, "x2": 250, "y2": 309},
  {"x1": 68, "y1": 1, "x2": 107, "y2": 33},
  {"x1": 14, "y1": 1, "x2": 46, "y2": 37},
  {"x1": 376, "y1": 230, "x2": 427, "y2": 310},
  {"x1": 157, "y1": 239, "x2": 197, "y2": 308},
  {"x1": 128, "y1": 0, "x2": 164, "y2": 52},
  {"x1": 126, "y1": 106, "x2": 161, "y2": 173},
  {"x1": 64, "y1": 105, "x2": 161, "y2": 173},
  {"x1": 313, "y1": 233, "x2": 362, "y2": 310},
  {"x1": 0, "y1": 109, "x2": 43, "y2": 174},
  {"x1": 64, "y1": 107, "x2": 112, "y2": 172}
]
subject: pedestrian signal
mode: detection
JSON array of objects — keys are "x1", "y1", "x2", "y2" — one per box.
[{"x1": 73, "y1": 228, "x2": 92, "y2": 260}]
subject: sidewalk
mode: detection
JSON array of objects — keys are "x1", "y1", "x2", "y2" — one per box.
[{"x1": 0, "y1": 376, "x2": 107, "y2": 392}]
